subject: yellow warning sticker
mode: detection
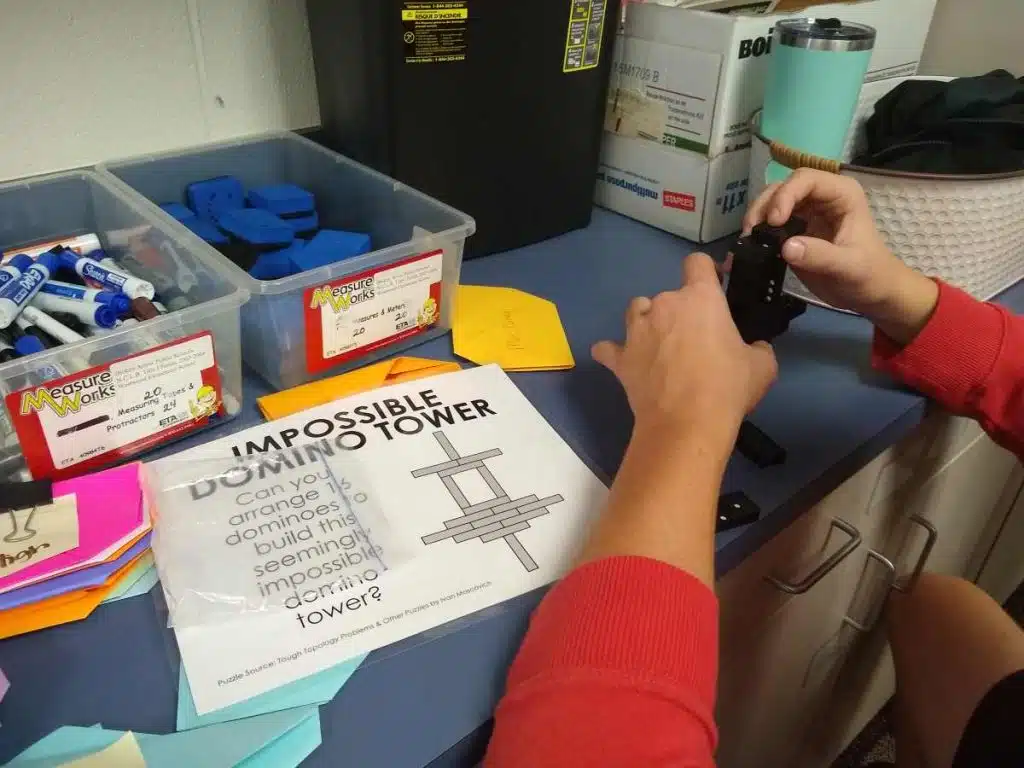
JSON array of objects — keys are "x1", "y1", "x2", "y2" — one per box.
[
  {"x1": 563, "y1": 0, "x2": 609, "y2": 73},
  {"x1": 403, "y1": 2, "x2": 469, "y2": 64}
]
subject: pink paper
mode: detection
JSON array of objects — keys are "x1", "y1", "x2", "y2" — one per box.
[{"x1": 0, "y1": 464, "x2": 144, "y2": 593}]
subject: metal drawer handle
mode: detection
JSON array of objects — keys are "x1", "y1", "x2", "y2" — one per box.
[
  {"x1": 843, "y1": 550, "x2": 897, "y2": 633},
  {"x1": 767, "y1": 517, "x2": 862, "y2": 595},
  {"x1": 893, "y1": 514, "x2": 938, "y2": 593}
]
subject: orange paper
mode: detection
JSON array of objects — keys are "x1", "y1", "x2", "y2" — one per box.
[
  {"x1": 0, "y1": 551, "x2": 148, "y2": 640},
  {"x1": 257, "y1": 357, "x2": 462, "y2": 421}
]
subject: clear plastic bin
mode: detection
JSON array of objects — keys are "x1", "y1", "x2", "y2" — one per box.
[
  {"x1": 101, "y1": 132, "x2": 476, "y2": 390},
  {"x1": 0, "y1": 170, "x2": 247, "y2": 480}
]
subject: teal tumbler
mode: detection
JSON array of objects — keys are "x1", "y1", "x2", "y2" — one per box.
[{"x1": 762, "y1": 18, "x2": 876, "y2": 184}]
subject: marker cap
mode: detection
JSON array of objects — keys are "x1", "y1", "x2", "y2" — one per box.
[
  {"x1": 14, "y1": 335, "x2": 46, "y2": 356},
  {"x1": 9, "y1": 254, "x2": 32, "y2": 272}
]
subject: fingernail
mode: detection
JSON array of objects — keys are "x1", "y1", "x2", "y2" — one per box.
[{"x1": 783, "y1": 239, "x2": 805, "y2": 263}]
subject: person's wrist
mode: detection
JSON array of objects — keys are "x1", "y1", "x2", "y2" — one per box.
[
  {"x1": 867, "y1": 262, "x2": 939, "y2": 346},
  {"x1": 633, "y1": 407, "x2": 740, "y2": 463}
]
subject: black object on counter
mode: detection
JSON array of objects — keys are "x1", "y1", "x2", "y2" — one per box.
[
  {"x1": 726, "y1": 217, "x2": 806, "y2": 470},
  {"x1": 306, "y1": 0, "x2": 622, "y2": 258},
  {"x1": 854, "y1": 69, "x2": 1024, "y2": 175},
  {"x1": 736, "y1": 421, "x2": 787, "y2": 469},
  {"x1": 727, "y1": 216, "x2": 808, "y2": 345},
  {"x1": 716, "y1": 492, "x2": 761, "y2": 533}
]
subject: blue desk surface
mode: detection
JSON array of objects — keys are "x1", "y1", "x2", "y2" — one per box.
[{"x1": 2, "y1": 209, "x2": 1023, "y2": 767}]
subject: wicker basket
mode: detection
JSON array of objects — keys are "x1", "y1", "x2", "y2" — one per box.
[{"x1": 750, "y1": 77, "x2": 1024, "y2": 309}]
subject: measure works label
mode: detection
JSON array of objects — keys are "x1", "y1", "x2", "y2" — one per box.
[
  {"x1": 564, "y1": 0, "x2": 608, "y2": 73},
  {"x1": 304, "y1": 250, "x2": 444, "y2": 374},
  {"x1": 7, "y1": 332, "x2": 223, "y2": 479},
  {"x1": 403, "y1": 1, "x2": 469, "y2": 64}
]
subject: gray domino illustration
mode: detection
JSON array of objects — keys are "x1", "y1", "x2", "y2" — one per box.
[{"x1": 413, "y1": 430, "x2": 564, "y2": 572}]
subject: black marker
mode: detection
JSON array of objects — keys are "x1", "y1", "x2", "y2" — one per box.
[{"x1": 0, "y1": 329, "x2": 16, "y2": 363}]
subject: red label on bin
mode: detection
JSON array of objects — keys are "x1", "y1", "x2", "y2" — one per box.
[
  {"x1": 304, "y1": 250, "x2": 444, "y2": 375},
  {"x1": 6, "y1": 332, "x2": 223, "y2": 480}
]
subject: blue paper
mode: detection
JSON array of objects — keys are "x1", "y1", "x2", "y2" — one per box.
[
  {"x1": 101, "y1": 560, "x2": 160, "y2": 605},
  {"x1": 7, "y1": 706, "x2": 320, "y2": 768},
  {"x1": 0, "y1": 536, "x2": 151, "y2": 611},
  {"x1": 176, "y1": 654, "x2": 364, "y2": 730}
]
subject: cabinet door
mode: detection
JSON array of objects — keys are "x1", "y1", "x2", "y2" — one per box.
[
  {"x1": 799, "y1": 432, "x2": 1022, "y2": 767},
  {"x1": 889, "y1": 432, "x2": 1019, "y2": 581}
]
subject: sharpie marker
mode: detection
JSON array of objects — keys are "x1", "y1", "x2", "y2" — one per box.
[
  {"x1": 20, "y1": 306, "x2": 84, "y2": 345},
  {"x1": 0, "y1": 253, "x2": 59, "y2": 329},
  {"x1": 31, "y1": 292, "x2": 118, "y2": 329},
  {"x1": 39, "y1": 280, "x2": 132, "y2": 316},
  {"x1": 59, "y1": 250, "x2": 155, "y2": 300}
]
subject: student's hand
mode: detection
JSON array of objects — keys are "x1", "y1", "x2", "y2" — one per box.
[
  {"x1": 744, "y1": 169, "x2": 938, "y2": 345},
  {"x1": 592, "y1": 253, "x2": 777, "y2": 447}
]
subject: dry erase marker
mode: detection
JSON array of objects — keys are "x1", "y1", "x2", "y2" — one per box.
[
  {"x1": 0, "y1": 258, "x2": 22, "y2": 288},
  {"x1": 0, "y1": 253, "x2": 59, "y2": 329},
  {"x1": 3, "y1": 233, "x2": 101, "y2": 261},
  {"x1": 59, "y1": 250, "x2": 155, "y2": 300},
  {"x1": 40, "y1": 280, "x2": 132, "y2": 316},
  {"x1": 20, "y1": 306, "x2": 85, "y2": 345},
  {"x1": 31, "y1": 293, "x2": 118, "y2": 329}
]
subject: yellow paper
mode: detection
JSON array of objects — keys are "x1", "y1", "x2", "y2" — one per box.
[
  {"x1": 0, "y1": 495, "x2": 80, "y2": 580},
  {"x1": 453, "y1": 286, "x2": 575, "y2": 372},
  {"x1": 257, "y1": 357, "x2": 462, "y2": 421},
  {"x1": 60, "y1": 732, "x2": 146, "y2": 767}
]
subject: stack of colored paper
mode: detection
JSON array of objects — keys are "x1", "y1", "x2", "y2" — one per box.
[
  {"x1": 0, "y1": 464, "x2": 151, "y2": 639},
  {"x1": 453, "y1": 285, "x2": 575, "y2": 371}
]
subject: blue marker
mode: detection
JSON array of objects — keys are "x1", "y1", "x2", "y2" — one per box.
[
  {"x1": 59, "y1": 249, "x2": 155, "y2": 300},
  {"x1": 31, "y1": 293, "x2": 118, "y2": 329},
  {"x1": 0, "y1": 253, "x2": 59, "y2": 329},
  {"x1": 39, "y1": 280, "x2": 132, "y2": 316},
  {"x1": 0, "y1": 257, "x2": 23, "y2": 288}
]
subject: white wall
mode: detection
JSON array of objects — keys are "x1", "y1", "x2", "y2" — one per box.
[
  {"x1": 0, "y1": 0, "x2": 320, "y2": 181},
  {"x1": 920, "y1": 0, "x2": 1024, "y2": 76}
]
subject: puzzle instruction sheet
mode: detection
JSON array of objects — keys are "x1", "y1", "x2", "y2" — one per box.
[{"x1": 153, "y1": 365, "x2": 608, "y2": 714}]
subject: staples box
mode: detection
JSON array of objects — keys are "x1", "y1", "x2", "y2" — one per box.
[{"x1": 596, "y1": 0, "x2": 938, "y2": 242}]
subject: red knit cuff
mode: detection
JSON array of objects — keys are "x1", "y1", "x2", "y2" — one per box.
[
  {"x1": 873, "y1": 281, "x2": 1006, "y2": 406},
  {"x1": 508, "y1": 556, "x2": 719, "y2": 707}
]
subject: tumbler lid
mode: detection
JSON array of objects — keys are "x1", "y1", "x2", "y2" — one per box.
[{"x1": 775, "y1": 18, "x2": 876, "y2": 52}]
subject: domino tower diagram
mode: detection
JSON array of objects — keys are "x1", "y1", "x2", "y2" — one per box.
[{"x1": 413, "y1": 431, "x2": 564, "y2": 572}]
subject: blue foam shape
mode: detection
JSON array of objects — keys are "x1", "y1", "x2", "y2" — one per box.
[
  {"x1": 182, "y1": 217, "x2": 229, "y2": 245},
  {"x1": 217, "y1": 209, "x2": 294, "y2": 247},
  {"x1": 283, "y1": 211, "x2": 319, "y2": 235},
  {"x1": 176, "y1": 654, "x2": 364, "y2": 731},
  {"x1": 289, "y1": 229, "x2": 371, "y2": 272},
  {"x1": 247, "y1": 184, "x2": 315, "y2": 216},
  {"x1": 186, "y1": 176, "x2": 244, "y2": 223},
  {"x1": 159, "y1": 202, "x2": 197, "y2": 223}
]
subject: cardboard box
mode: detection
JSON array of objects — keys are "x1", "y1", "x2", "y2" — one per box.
[{"x1": 595, "y1": 0, "x2": 938, "y2": 242}]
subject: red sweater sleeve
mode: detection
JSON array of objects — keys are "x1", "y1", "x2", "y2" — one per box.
[
  {"x1": 485, "y1": 556, "x2": 718, "y2": 768},
  {"x1": 873, "y1": 281, "x2": 1024, "y2": 459}
]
